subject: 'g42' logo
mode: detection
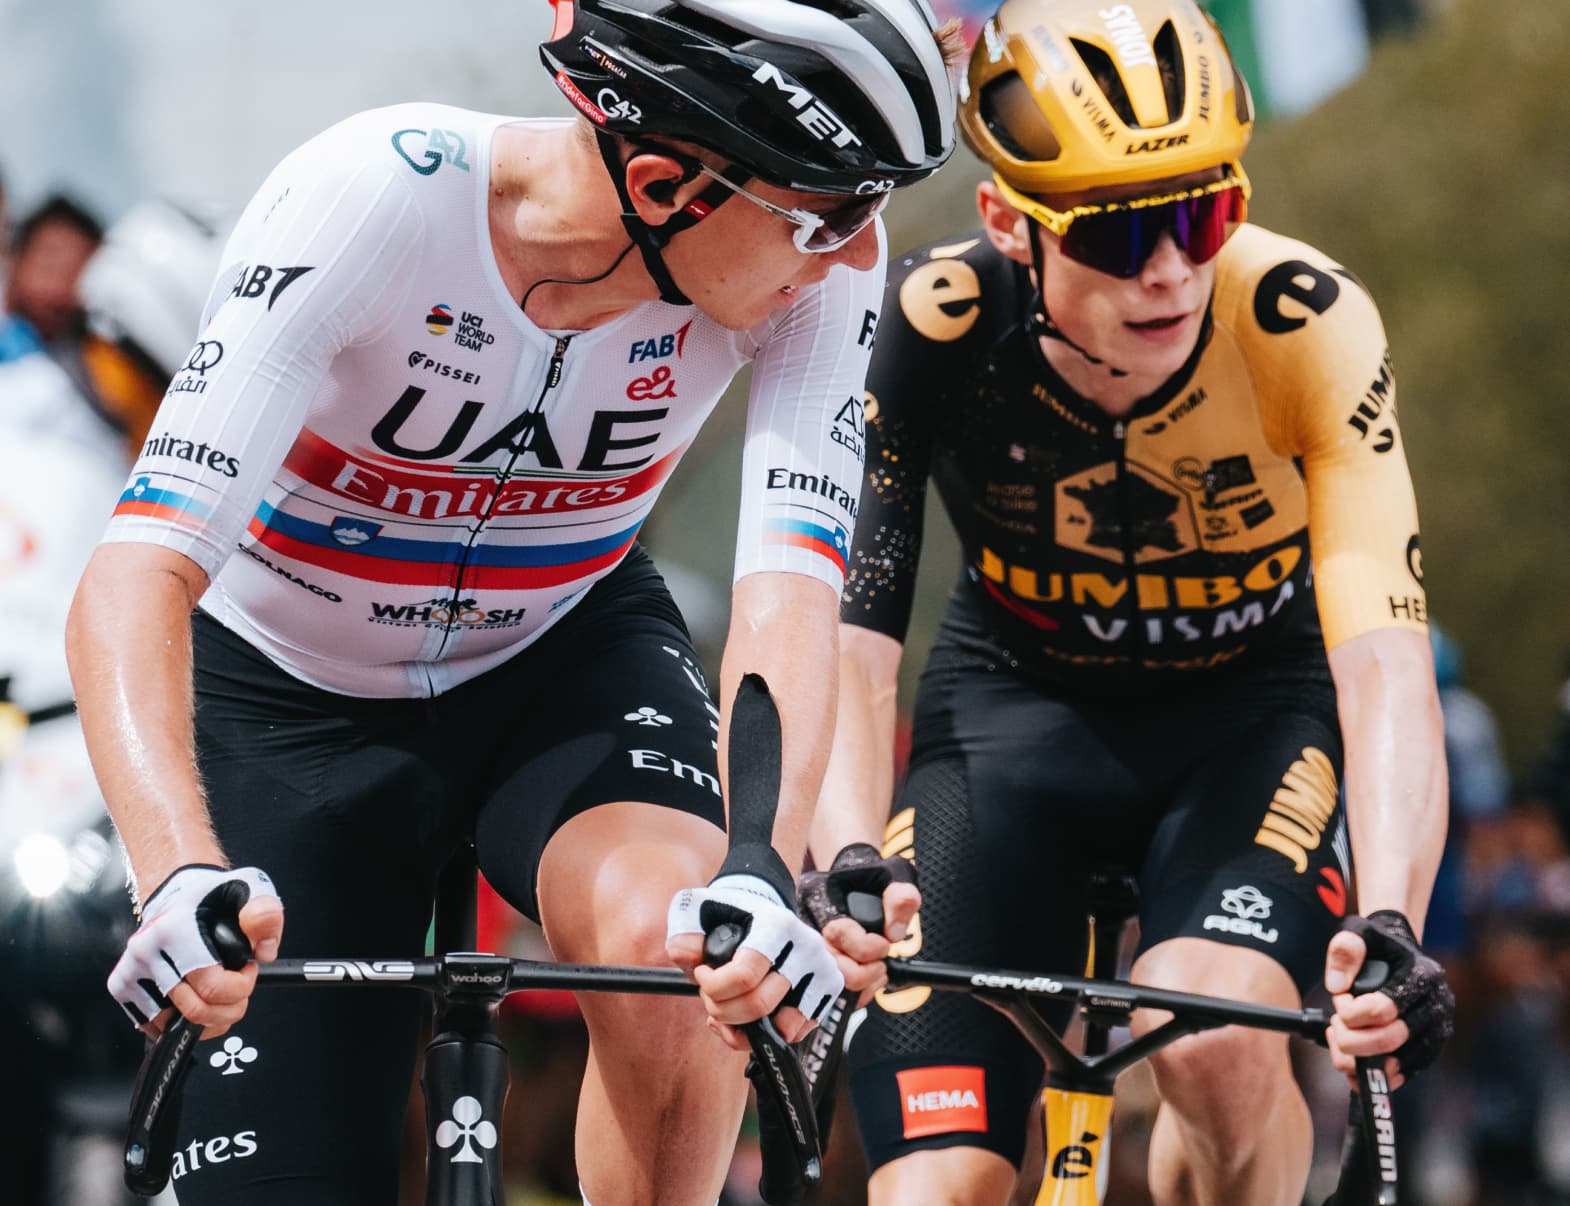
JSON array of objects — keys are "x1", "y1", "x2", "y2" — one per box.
[{"x1": 392, "y1": 128, "x2": 472, "y2": 176}]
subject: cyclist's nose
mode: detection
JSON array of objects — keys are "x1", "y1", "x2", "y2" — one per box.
[
  {"x1": 1139, "y1": 231, "x2": 1193, "y2": 287},
  {"x1": 826, "y1": 220, "x2": 881, "y2": 272}
]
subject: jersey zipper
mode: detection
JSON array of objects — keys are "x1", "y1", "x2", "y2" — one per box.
[
  {"x1": 430, "y1": 334, "x2": 572, "y2": 662},
  {"x1": 1111, "y1": 419, "x2": 1144, "y2": 662}
]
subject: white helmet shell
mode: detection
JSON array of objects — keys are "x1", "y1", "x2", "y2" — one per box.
[{"x1": 80, "y1": 200, "x2": 225, "y2": 378}]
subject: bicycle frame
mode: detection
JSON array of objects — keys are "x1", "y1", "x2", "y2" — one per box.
[
  {"x1": 123, "y1": 849, "x2": 821, "y2": 1205},
  {"x1": 800, "y1": 878, "x2": 1398, "y2": 1205}
]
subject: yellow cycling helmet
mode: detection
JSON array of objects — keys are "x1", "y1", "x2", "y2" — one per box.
[{"x1": 958, "y1": 0, "x2": 1254, "y2": 195}]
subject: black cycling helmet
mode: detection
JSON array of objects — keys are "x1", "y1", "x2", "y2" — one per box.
[{"x1": 541, "y1": 0, "x2": 956, "y2": 196}]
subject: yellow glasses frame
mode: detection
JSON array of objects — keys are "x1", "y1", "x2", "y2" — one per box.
[{"x1": 993, "y1": 163, "x2": 1252, "y2": 237}]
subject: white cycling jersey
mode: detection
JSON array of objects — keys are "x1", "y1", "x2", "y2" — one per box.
[{"x1": 102, "y1": 104, "x2": 882, "y2": 697}]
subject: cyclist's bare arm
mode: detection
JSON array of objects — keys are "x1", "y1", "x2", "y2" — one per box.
[
  {"x1": 802, "y1": 623, "x2": 918, "y2": 991},
  {"x1": 1330, "y1": 627, "x2": 1447, "y2": 927},
  {"x1": 66, "y1": 542, "x2": 283, "y2": 1034},
  {"x1": 668, "y1": 571, "x2": 844, "y2": 1042},
  {"x1": 1323, "y1": 626, "x2": 1447, "y2": 1081},
  {"x1": 810, "y1": 624, "x2": 903, "y2": 863}
]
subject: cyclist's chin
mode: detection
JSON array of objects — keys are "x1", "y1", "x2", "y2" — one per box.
[
  {"x1": 697, "y1": 286, "x2": 795, "y2": 332},
  {"x1": 1112, "y1": 315, "x2": 1204, "y2": 379}
]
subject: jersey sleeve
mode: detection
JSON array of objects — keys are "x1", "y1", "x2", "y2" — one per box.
[
  {"x1": 1235, "y1": 239, "x2": 1428, "y2": 648},
  {"x1": 102, "y1": 118, "x2": 424, "y2": 577},
  {"x1": 731, "y1": 224, "x2": 887, "y2": 594},
  {"x1": 837, "y1": 236, "x2": 981, "y2": 642}
]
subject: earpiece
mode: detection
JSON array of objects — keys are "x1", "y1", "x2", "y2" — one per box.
[{"x1": 645, "y1": 179, "x2": 677, "y2": 205}]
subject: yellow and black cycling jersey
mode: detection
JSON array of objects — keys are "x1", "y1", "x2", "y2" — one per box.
[{"x1": 843, "y1": 223, "x2": 1427, "y2": 688}]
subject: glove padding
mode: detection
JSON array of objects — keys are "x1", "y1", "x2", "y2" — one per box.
[
  {"x1": 108, "y1": 864, "x2": 278, "y2": 1027},
  {"x1": 668, "y1": 873, "x2": 845, "y2": 1023},
  {"x1": 1340, "y1": 909, "x2": 1455, "y2": 1075},
  {"x1": 797, "y1": 842, "x2": 917, "y2": 935}
]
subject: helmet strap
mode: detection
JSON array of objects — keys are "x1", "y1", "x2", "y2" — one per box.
[
  {"x1": 593, "y1": 131, "x2": 736, "y2": 308},
  {"x1": 1024, "y1": 222, "x2": 1129, "y2": 379}
]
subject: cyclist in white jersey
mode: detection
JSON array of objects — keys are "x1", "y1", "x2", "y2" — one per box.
[{"x1": 66, "y1": 3, "x2": 961, "y2": 1201}]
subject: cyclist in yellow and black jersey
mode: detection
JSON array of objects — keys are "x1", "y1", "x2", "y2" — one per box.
[
  {"x1": 804, "y1": 3, "x2": 1456, "y2": 1204},
  {"x1": 848, "y1": 221, "x2": 1421, "y2": 684}
]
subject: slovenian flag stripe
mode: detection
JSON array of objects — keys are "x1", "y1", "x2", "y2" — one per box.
[
  {"x1": 764, "y1": 516, "x2": 848, "y2": 576},
  {"x1": 113, "y1": 481, "x2": 212, "y2": 526},
  {"x1": 245, "y1": 501, "x2": 642, "y2": 588}
]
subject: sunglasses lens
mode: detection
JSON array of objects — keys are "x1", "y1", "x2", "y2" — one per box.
[
  {"x1": 1058, "y1": 183, "x2": 1245, "y2": 277},
  {"x1": 801, "y1": 193, "x2": 887, "y2": 252}
]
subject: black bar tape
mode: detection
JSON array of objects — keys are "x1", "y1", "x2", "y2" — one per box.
[{"x1": 716, "y1": 674, "x2": 796, "y2": 904}]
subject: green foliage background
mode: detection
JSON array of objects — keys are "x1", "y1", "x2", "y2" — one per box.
[{"x1": 646, "y1": 0, "x2": 1570, "y2": 781}]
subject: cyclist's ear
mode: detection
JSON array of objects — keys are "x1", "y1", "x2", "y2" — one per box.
[{"x1": 624, "y1": 152, "x2": 696, "y2": 217}]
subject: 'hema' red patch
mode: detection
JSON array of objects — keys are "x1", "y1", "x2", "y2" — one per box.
[{"x1": 897, "y1": 1066, "x2": 988, "y2": 1139}]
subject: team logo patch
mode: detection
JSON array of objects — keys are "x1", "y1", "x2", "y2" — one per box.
[
  {"x1": 426, "y1": 304, "x2": 454, "y2": 336},
  {"x1": 897, "y1": 1066, "x2": 988, "y2": 1139}
]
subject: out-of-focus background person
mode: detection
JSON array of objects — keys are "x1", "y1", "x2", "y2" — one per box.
[
  {"x1": 1, "y1": 0, "x2": 1567, "y2": 1202},
  {"x1": 0, "y1": 198, "x2": 222, "y2": 1206},
  {"x1": 0, "y1": 193, "x2": 102, "y2": 364}
]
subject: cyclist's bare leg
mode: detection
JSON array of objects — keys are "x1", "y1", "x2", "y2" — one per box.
[
  {"x1": 868, "y1": 1146, "x2": 1016, "y2": 1206},
  {"x1": 537, "y1": 801, "x2": 747, "y2": 1206},
  {"x1": 1131, "y1": 938, "x2": 1309, "y2": 1206}
]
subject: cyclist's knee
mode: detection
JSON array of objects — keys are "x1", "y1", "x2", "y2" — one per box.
[
  {"x1": 868, "y1": 1146, "x2": 1015, "y2": 1206},
  {"x1": 537, "y1": 801, "x2": 722, "y2": 965},
  {"x1": 1147, "y1": 1025, "x2": 1295, "y2": 1127}
]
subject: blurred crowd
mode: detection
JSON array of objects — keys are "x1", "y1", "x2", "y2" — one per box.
[{"x1": 4, "y1": 100, "x2": 1570, "y2": 1202}]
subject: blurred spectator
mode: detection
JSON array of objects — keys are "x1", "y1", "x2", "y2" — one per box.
[
  {"x1": 1528, "y1": 638, "x2": 1570, "y2": 848},
  {"x1": 0, "y1": 198, "x2": 220, "y2": 1206},
  {"x1": 0, "y1": 169, "x2": 12, "y2": 280},
  {"x1": 1424, "y1": 621, "x2": 1511, "y2": 955},
  {"x1": 1361, "y1": 0, "x2": 1426, "y2": 36},
  {"x1": 0, "y1": 193, "x2": 103, "y2": 364}
]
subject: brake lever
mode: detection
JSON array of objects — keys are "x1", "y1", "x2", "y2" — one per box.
[
  {"x1": 123, "y1": 902, "x2": 252, "y2": 1195},
  {"x1": 704, "y1": 921, "x2": 822, "y2": 1206}
]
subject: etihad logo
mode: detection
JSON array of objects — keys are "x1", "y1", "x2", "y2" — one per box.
[
  {"x1": 897, "y1": 1066, "x2": 987, "y2": 1139},
  {"x1": 1253, "y1": 747, "x2": 1338, "y2": 873}
]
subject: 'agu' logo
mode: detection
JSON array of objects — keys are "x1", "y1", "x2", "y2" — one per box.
[{"x1": 426, "y1": 305, "x2": 454, "y2": 336}]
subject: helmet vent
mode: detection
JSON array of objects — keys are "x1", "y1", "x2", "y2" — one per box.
[
  {"x1": 1152, "y1": 20, "x2": 1184, "y2": 123},
  {"x1": 978, "y1": 73, "x2": 1061, "y2": 163},
  {"x1": 1068, "y1": 39, "x2": 1138, "y2": 128}
]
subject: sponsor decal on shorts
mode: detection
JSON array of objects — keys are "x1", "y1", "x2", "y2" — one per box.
[
  {"x1": 1203, "y1": 884, "x2": 1279, "y2": 944},
  {"x1": 896, "y1": 1065, "x2": 987, "y2": 1139},
  {"x1": 171, "y1": 1130, "x2": 260, "y2": 1180}
]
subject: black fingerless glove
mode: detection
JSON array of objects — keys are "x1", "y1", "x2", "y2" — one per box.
[
  {"x1": 1341, "y1": 909, "x2": 1456, "y2": 1075},
  {"x1": 797, "y1": 842, "x2": 917, "y2": 935}
]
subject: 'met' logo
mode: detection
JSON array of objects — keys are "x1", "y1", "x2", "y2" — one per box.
[{"x1": 752, "y1": 62, "x2": 862, "y2": 149}]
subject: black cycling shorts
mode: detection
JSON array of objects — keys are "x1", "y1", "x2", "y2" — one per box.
[
  {"x1": 168, "y1": 544, "x2": 724, "y2": 1204},
  {"x1": 848, "y1": 621, "x2": 1348, "y2": 1174}
]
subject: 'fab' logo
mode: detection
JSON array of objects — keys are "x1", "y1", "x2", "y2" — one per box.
[{"x1": 628, "y1": 320, "x2": 692, "y2": 364}]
